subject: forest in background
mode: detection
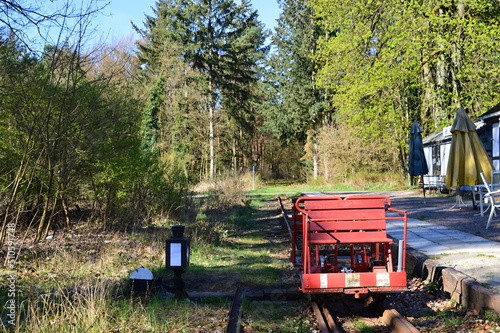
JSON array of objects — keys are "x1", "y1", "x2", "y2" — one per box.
[{"x1": 1, "y1": 0, "x2": 500, "y2": 241}]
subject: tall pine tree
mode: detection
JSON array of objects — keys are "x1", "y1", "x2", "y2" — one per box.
[
  {"x1": 136, "y1": 0, "x2": 268, "y2": 180},
  {"x1": 262, "y1": 0, "x2": 330, "y2": 179}
]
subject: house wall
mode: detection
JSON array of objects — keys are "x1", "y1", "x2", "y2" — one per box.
[
  {"x1": 441, "y1": 143, "x2": 451, "y2": 176},
  {"x1": 422, "y1": 120, "x2": 500, "y2": 187},
  {"x1": 424, "y1": 146, "x2": 433, "y2": 174},
  {"x1": 423, "y1": 143, "x2": 450, "y2": 176},
  {"x1": 493, "y1": 123, "x2": 500, "y2": 170}
]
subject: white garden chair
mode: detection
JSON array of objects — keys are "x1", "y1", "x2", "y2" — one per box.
[{"x1": 480, "y1": 172, "x2": 500, "y2": 229}]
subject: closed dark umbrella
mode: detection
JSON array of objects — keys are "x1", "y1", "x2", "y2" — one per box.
[{"x1": 409, "y1": 120, "x2": 429, "y2": 202}]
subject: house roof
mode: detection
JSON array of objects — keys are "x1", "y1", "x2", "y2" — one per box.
[
  {"x1": 423, "y1": 122, "x2": 485, "y2": 146},
  {"x1": 423, "y1": 127, "x2": 451, "y2": 145},
  {"x1": 478, "y1": 102, "x2": 500, "y2": 121}
]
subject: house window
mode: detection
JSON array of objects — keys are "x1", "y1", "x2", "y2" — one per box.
[{"x1": 432, "y1": 145, "x2": 441, "y2": 175}]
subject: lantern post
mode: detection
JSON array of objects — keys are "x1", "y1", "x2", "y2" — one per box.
[{"x1": 165, "y1": 225, "x2": 190, "y2": 298}]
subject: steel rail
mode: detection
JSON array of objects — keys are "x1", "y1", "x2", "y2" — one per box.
[
  {"x1": 381, "y1": 306, "x2": 420, "y2": 333},
  {"x1": 277, "y1": 196, "x2": 292, "y2": 238},
  {"x1": 226, "y1": 287, "x2": 246, "y2": 333}
]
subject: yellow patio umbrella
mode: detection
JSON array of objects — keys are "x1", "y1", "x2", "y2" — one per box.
[{"x1": 445, "y1": 107, "x2": 493, "y2": 202}]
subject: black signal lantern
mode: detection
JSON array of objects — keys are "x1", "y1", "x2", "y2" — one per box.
[
  {"x1": 165, "y1": 225, "x2": 190, "y2": 299},
  {"x1": 166, "y1": 225, "x2": 190, "y2": 269}
]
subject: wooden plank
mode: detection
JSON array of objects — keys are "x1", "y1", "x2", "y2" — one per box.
[
  {"x1": 308, "y1": 231, "x2": 392, "y2": 244},
  {"x1": 304, "y1": 198, "x2": 386, "y2": 210},
  {"x1": 311, "y1": 301, "x2": 331, "y2": 333},
  {"x1": 321, "y1": 304, "x2": 342, "y2": 333},
  {"x1": 308, "y1": 220, "x2": 387, "y2": 232},
  {"x1": 302, "y1": 198, "x2": 343, "y2": 210},
  {"x1": 381, "y1": 308, "x2": 420, "y2": 333},
  {"x1": 226, "y1": 287, "x2": 246, "y2": 333},
  {"x1": 306, "y1": 209, "x2": 386, "y2": 221}
]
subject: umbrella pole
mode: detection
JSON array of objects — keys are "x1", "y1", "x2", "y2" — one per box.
[
  {"x1": 421, "y1": 175, "x2": 426, "y2": 204},
  {"x1": 450, "y1": 186, "x2": 466, "y2": 209}
]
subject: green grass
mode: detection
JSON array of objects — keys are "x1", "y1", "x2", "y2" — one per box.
[
  {"x1": 483, "y1": 310, "x2": 500, "y2": 323},
  {"x1": 429, "y1": 253, "x2": 451, "y2": 260},
  {"x1": 242, "y1": 300, "x2": 311, "y2": 332},
  {"x1": 443, "y1": 315, "x2": 466, "y2": 328},
  {"x1": 477, "y1": 253, "x2": 495, "y2": 258},
  {"x1": 187, "y1": 199, "x2": 294, "y2": 288},
  {"x1": 249, "y1": 179, "x2": 405, "y2": 196},
  {"x1": 350, "y1": 320, "x2": 374, "y2": 333},
  {"x1": 424, "y1": 281, "x2": 442, "y2": 294}
]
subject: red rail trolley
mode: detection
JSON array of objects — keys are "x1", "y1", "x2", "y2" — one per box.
[{"x1": 291, "y1": 196, "x2": 408, "y2": 297}]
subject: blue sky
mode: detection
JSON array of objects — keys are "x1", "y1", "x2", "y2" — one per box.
[{"x1": 93, "y1": 0, "x2": 281, "y2": 42}]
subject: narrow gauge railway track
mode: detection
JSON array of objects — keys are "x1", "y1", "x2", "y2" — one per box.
[{"x1": 311, "y1": 296, "x2": 420, "y2": 333}]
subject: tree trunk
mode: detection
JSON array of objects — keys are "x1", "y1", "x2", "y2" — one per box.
[
  {"x1": 42, "y1": 194, "x2": 59, "y2": 240},
  {"x1": 313, "y1": 133, "x2": 319, "y2": 180},
  {"x1": 35, "y1": 196, "x2": 50, "y2": 243},
  {"x1": 323, "y1": 156, "x2": 329, "y2": 180},
  {"x1": 0, "y1": 168, "x2": 24, "y2": 243},
  {"x1": 232, "y1": 138, "x2": 237, "y2": 173},
  {"x1": 209, "y1": 80, "x2": 215, "y2": 180},
  {"x1": 451, "y1": 0, "x2": 465, "y2": 106},
  {"x1": 61, "y1": 196, "x2": 70, "y2": 228}
]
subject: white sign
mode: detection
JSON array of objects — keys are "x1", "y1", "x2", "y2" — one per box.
[
  {"x1": 170, "y1": 243, "x2": 182, "y2": 267},
  {"x1": 443, "y1": 126, "x2": 452, "y2": 137}
]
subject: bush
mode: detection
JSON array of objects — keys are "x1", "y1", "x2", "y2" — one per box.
[
  {"x1": 186, "y1": 172, "x2": 252, "y2": 245},
  {"x1": 197, "y1": 172, "x2": 252, "y2": 210},
  {"x1": 317, "y1": 123, "x2": 405, "y2": 185},
  {"x1": 188, "y1": 220, "x2": 229, "y2": 245}
]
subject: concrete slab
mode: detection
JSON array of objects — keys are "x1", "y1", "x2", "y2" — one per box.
[{"x1": 387, "y1": 217, "x2": 500, "y2": 294}]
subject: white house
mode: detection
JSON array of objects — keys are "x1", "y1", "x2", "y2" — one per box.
[
  {"x1": 422, "y1": 113, "x2": 492, "y2": 188},
  {"x1": 422, "y1": 125, "x2": 452, "y2": 178},
  {"x1": 478, "y1": 102, "x2": 500, "y2": 170}
]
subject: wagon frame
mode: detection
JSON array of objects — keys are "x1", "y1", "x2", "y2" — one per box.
[{"x1": 291, "y1": 196, "x2": 408, "y2": 297}]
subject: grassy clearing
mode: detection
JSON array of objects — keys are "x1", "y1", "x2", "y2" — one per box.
[
  {"x1": 1, "y1": 188, "x2": 312, "y2": 332},
  {"x1": 250, "y1": 175, "x2": 406, "y2": 195}
]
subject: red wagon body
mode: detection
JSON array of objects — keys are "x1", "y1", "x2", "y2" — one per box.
[{"x1": 291, "y1": 196, "x2": 408, "y2": 296}]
